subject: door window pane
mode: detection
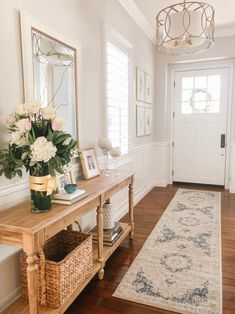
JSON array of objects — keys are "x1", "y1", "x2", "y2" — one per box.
[
  {"x1": 208, "y1": 75, "x2": 220, "y2": 88},
  {"x1": 182, "y1": 77, "x2": 194, "y2": 89},
  {"x1": 194, "y1": 90, "x2": 207, "y2": 102},
  {"x1": 194, "y1": 101, "x2": 208, "y2": 112},
  {"x1": 182, "y1": 102, "x2": 193, "y2": 114},
  {"x1": 208, "y1": 88, "x2": 220, "y2": 101},
  {"x1": 195, "y1": 76, "x2": 207, "y2": 88},
  {"x1": 182, "y1": 90, "x2": 192, "y2": 102},
  {"x1": 181, "y1": 74, "x2": 221, "y2": 114},
  {"x1": 208, "y1": 101, "x2": 220, "y2": 113}
]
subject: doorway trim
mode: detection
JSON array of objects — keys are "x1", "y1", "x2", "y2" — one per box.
[{"x1": 168, "y1": 60, "x2": 234, "y2": 189}]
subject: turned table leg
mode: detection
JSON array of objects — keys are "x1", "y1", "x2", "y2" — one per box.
[
  {"x1": 26, "y1": 253, "x2": 39, "y2": 314},
  {"x1": 129, "y1": 181, "x2": 134, "y2": 240},
  {"x1": 97, "y1": 203, "x2": 104, "y2": 280}
]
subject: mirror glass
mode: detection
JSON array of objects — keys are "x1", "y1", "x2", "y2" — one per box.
[{"x1": 32, "y1": 29, "x2": 77, "y2": 137}]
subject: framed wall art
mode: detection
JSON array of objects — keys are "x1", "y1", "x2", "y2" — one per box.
[
  {"x1": 145, "y1": 73, "x2": 153, "y2": 104},
  {"x1": 145, "y1": 107, "x2": 152, "y2": 135},
  {"x1": 136, "y1": 105, "x2": 145, "y2": 137},
  {"x1": 136, "y1": 68, "x2": 145, "y2": 102}
]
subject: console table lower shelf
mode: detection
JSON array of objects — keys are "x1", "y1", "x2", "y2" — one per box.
[{"x1": 3, "y1": 222, "x2": 132, "y2": 314}]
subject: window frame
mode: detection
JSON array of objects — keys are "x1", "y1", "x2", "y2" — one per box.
[{"x1": 103, "y1": 25, "x2": 133, "y2": 162}]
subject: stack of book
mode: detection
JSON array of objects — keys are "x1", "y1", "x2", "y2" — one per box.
[
  {"x1": 91, "y1": 222, "x2": 123, "y2": 246},
  {"x1": 52, "y1": 189, "x2": 88, "y2": 205}
]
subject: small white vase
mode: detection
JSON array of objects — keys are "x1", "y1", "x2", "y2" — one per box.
[{"x1": 103, "y1": 200, "x2": 115, "y2": 230}]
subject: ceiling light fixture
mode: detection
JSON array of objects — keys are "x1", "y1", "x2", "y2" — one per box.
[{"x1": 156, "y1": 0, "x2": 215, "y2": 55}]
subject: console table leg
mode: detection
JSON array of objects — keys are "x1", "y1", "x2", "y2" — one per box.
[
  {"x1": 26, "y1": 253, "x2": 39, "y2": 314},
  {"x1": 98, "y1": 268, "x2": 104, "y2": 280},
  {"x1": 129, "y1": 182, "x2": 134, "y2": 239},
  {"x1": 97, "y1": 204, "x2": 104, "y2": 280}
]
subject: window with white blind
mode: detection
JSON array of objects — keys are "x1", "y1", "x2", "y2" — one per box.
[{"x1": 106, "y1": 34, "x2": 131, "y2": 156}]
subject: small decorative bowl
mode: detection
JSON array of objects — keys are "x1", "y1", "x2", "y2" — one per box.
[{"x1": 64, "y1": 184, "x2": 77, "y2": 194}]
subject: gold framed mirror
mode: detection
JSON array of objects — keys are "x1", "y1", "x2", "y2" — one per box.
[{"x1": 20, "y1": 11, "x2": 81, "y2": 142}]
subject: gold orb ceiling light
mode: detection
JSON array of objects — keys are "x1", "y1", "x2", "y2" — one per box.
[{"x1": 156, "y1": 0, "x2": 215, "y2": 55}]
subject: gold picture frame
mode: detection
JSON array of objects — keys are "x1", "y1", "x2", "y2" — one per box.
[{"x1": 79, "y1": 147, "x2": 100, "y2": 180}]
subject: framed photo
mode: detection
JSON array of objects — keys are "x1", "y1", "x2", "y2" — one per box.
[
  {"x1": 145, "y1": 73, "x2": 153, "y2": 104},
  {"x1": 145, "y1": 107, "x2": 152, "y2": 135},
  {"x1": 56, "y1": 171, "x2": 74, "y2": 192},
  {"x1": 79, "y1": 147, "x2": 100, "y2": 180},
  {"x1": 136, "y1": 105, "x2": 145, "y2": 137},
  {"x1": 136, "y1": 68, "x2": 145, "y2": 102}
]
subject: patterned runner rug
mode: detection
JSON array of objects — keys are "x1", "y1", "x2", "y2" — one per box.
[{"x1": 113, "y1": 189, "x2": 222, "y2": 314}]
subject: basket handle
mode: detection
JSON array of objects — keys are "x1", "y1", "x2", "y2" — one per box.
[
  {"x1": 38, "y1": 248, "x2": 47, "y2": 306},
  {"x1": 74, "y1": 220, "x2": 82, "y2": 232}
]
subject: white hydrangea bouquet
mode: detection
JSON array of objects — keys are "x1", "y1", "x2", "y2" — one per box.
[{"x1": 0, "y1": 101, "x2": 77, "y2": 213}]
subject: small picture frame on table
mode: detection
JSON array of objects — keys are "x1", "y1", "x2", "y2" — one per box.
[
  {"x1": 79, "y1": 147, "x2": 100, "y2": 180},
  {"x1": 56, "y1": 171, "x2": 76, "y2": 192}
]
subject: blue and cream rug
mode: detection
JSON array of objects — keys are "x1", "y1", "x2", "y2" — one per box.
[{"x1": 113, "y1": 189, "x2": 222, "y2": 314}]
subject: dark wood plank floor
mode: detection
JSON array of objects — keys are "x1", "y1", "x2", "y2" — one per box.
[{"x1": 66, "y1": 184, "x2": 235, "y2": 314}]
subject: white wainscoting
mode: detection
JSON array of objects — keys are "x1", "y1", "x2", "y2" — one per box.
[
  {"x1": 229, "y1": 143, "x2": 235, "y2": 193},
  {"x1": 154, "y1": 142, "x2": 169, "y2": 187},
  {"x1": 0, "y1": 247, "x2": 21, "y2": 311},
  {"x1": 0, "y1": 179, "x2": 29, "y2": 210}
]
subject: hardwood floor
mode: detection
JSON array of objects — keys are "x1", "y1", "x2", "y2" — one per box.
[{"x1": 66, "y1": 184, "x2": 235, "y2": 314}]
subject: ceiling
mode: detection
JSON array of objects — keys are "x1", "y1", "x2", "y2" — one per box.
[{"x1": 133, "y1": 0, "x2": 235, "y2": 29}]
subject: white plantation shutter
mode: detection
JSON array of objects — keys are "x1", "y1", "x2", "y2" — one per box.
[{"x1": 106, "y1": 37, "x2": 130, "y2": 155}]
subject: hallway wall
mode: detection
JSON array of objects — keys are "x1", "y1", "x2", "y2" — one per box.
[{"x1": 0, "y1": 0, "x2": 156, "y2": 309}]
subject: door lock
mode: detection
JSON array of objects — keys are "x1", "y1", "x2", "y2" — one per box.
[{"x1": 220, "y1": 134, "x2": 225, "y2": 148}]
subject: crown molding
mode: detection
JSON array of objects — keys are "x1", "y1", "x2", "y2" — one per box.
[
  {"x1": 215, "y1": 25, "x2": 235, "y2": 38},
  {"x1": 118, "y1": 0, "x2": 156, "y2": 43},
  {"x1": 118, "y1": 0, "x2": 235, "y2": 43}
]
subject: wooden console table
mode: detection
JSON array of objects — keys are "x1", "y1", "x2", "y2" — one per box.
[{"x1": 0, "y1": 171, "x2": 134, "y2": 314}]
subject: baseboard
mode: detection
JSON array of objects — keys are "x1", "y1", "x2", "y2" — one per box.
[
  {"x1": 229, "y1": 186, "x2": 235, "y2": 193},
  {"x1": 0, "y1": 287, "x2": 21, "y2": 313},
  {"x1": 153, "y1": 181, "x2": 168, "y2": 187},
  {"x1": 135, "y1": 179, "x2": 155, "y2": 204},
  {"x1": 114, "y1": 199, "x2": 129, "y2": 222}
]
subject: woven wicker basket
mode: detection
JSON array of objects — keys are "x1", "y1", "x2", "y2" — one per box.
[{"x1": 21, "y1": 228, "x2": 93, "y2": 308}]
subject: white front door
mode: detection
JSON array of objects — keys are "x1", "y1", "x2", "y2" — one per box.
[{"x1": 173, "y1": 68, "x2": 229, "y2": 185}]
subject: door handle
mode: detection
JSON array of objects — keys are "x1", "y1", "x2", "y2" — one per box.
[{"x1": 221, "y1": 134, "x2": 225, "y2": 148}]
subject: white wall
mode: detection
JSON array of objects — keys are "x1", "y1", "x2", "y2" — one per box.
[{"x1": 0, "y1": 0, "x2": 157, "y2": 310}]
